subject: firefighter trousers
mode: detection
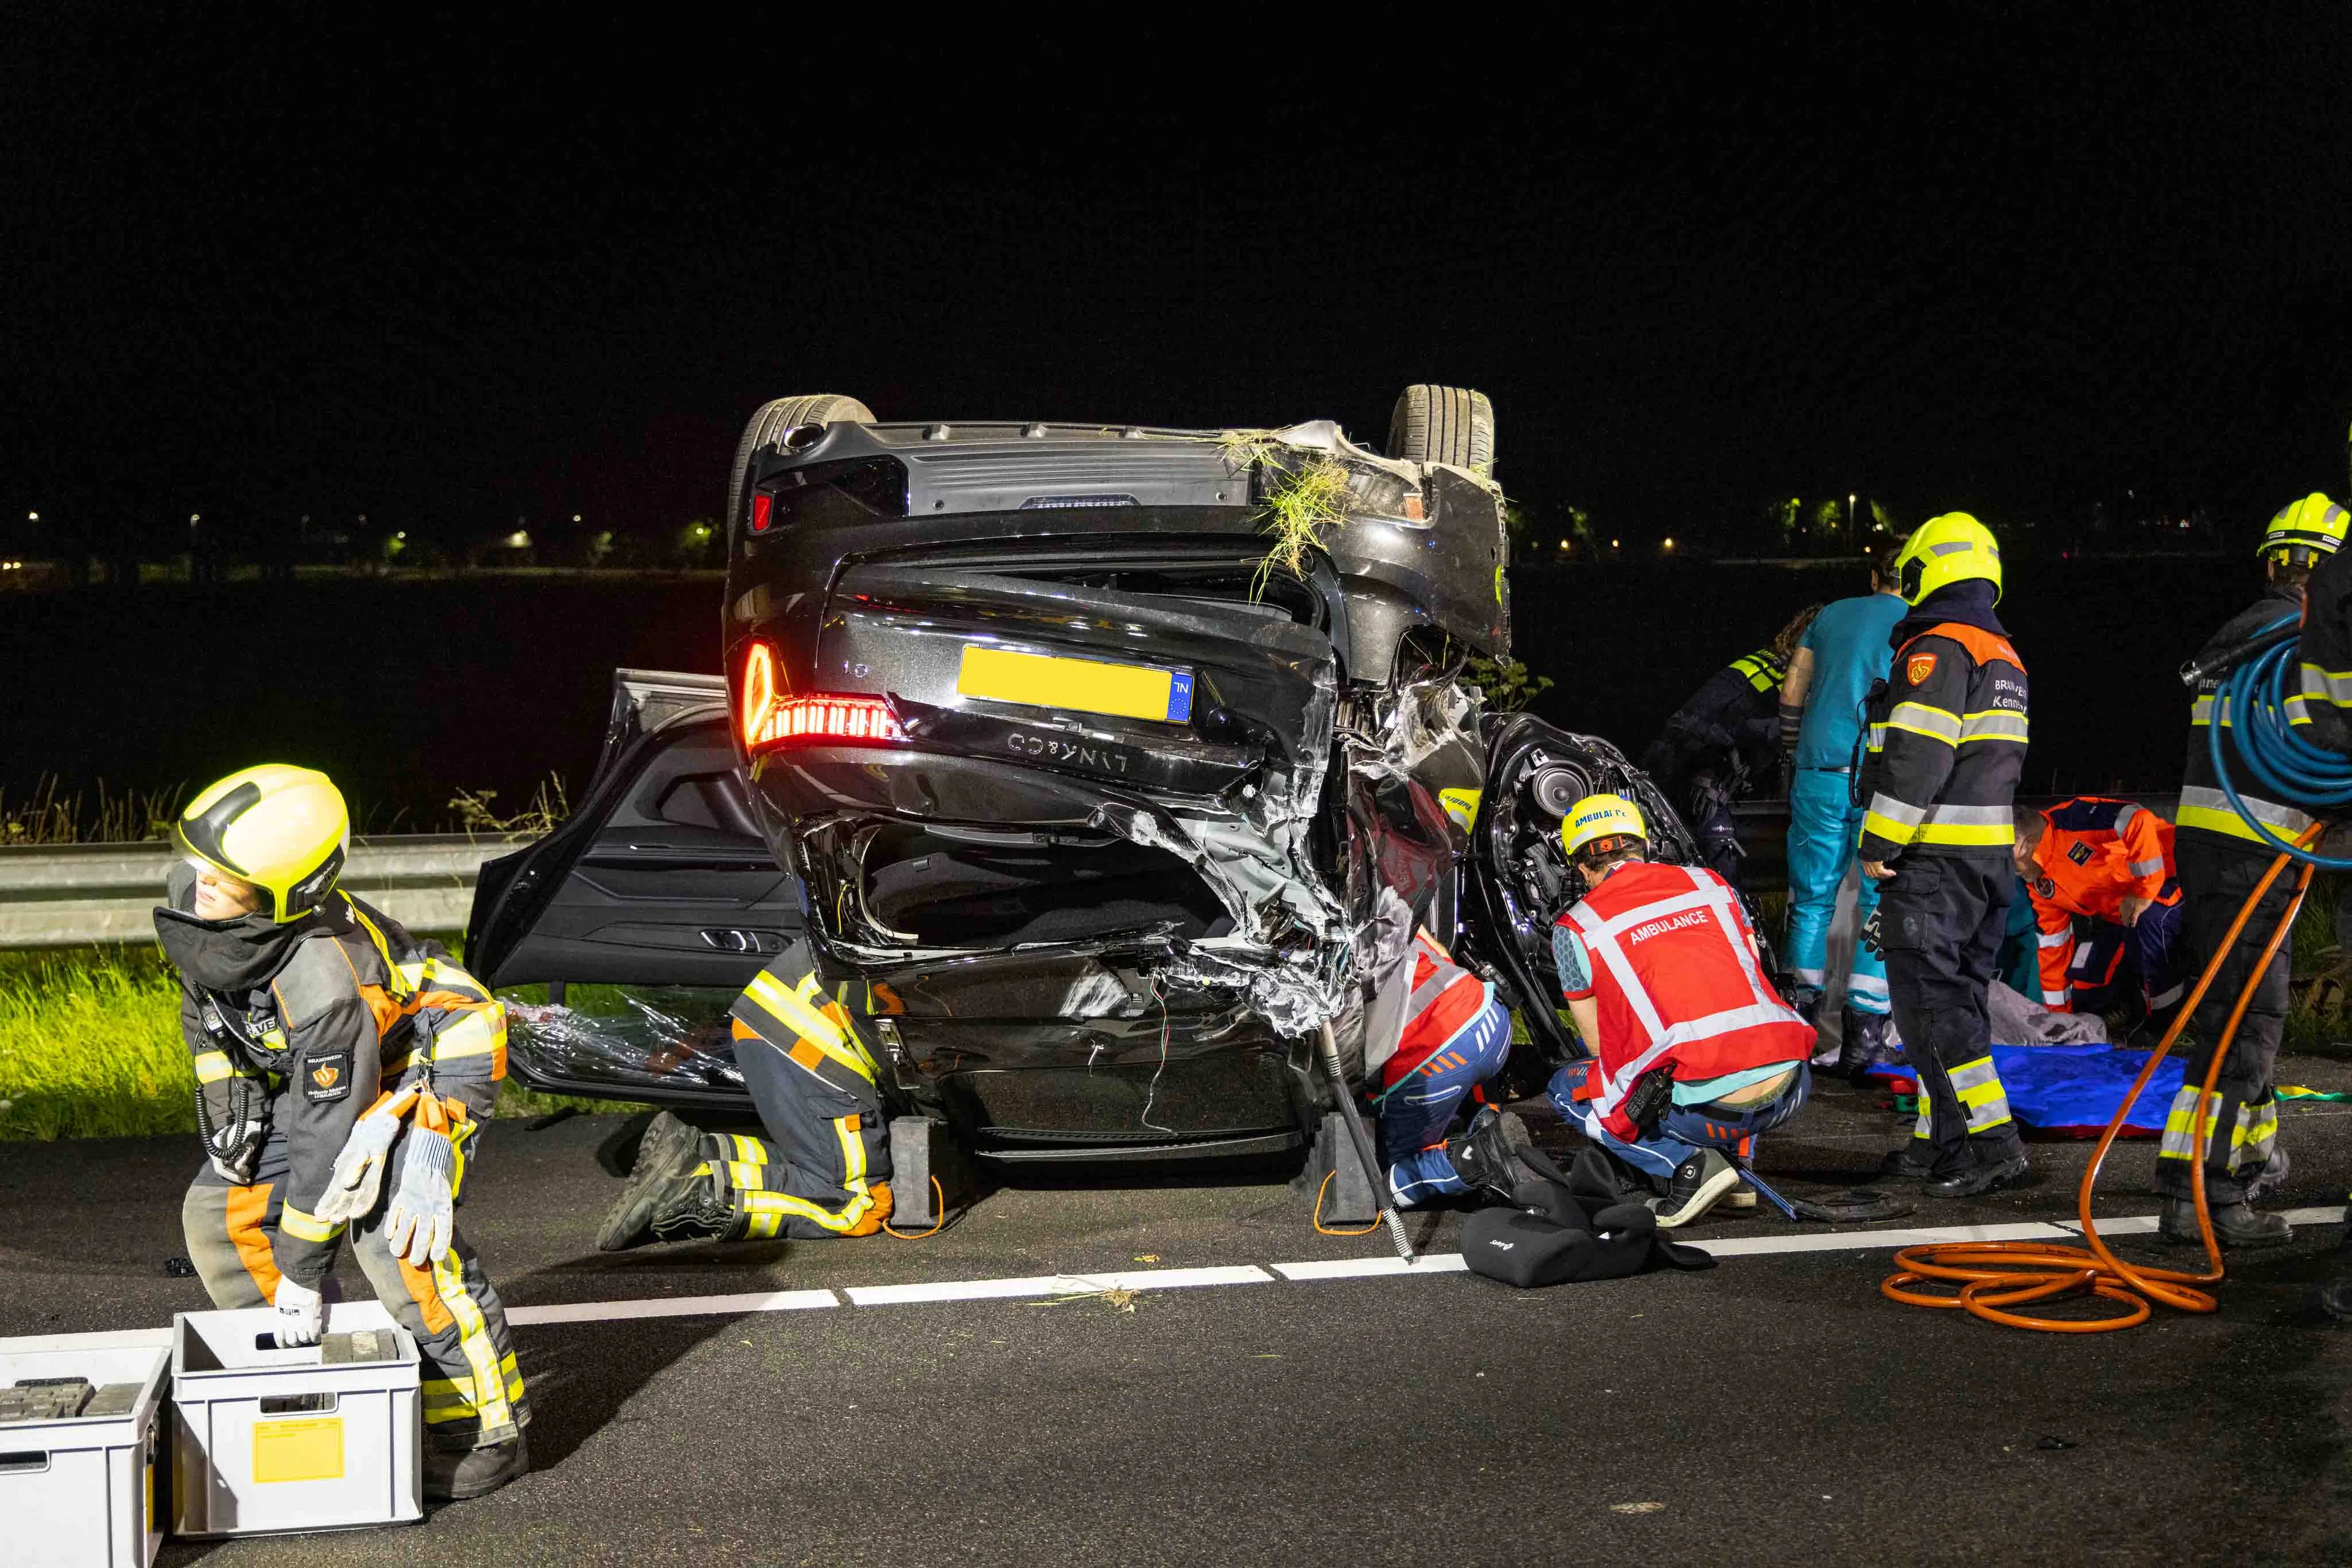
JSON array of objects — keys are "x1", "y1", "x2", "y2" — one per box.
[
  {"x1": 1879, "y1": 853, "x2": 2025, "y2": 1172},
  {"x1": 2155, "y1": 833, "x2": 2294, "y2": 1204},
  {"x1": 725, "y1": 1019, "x2": 894, "y2": 1238},
  {"x1": 182, "y1": 1123, "x2": 527, "y2": 1448}
]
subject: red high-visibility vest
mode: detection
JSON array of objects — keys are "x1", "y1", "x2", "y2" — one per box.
[
  {"x1": 1557, "y1": 861, "x2": 1813, "y2": 1138},
  {"x1": 1381, "y1": 932, "x2": 1494, "y2": 1088}
]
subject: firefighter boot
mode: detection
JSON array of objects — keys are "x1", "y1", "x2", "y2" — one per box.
[
  {"x1": 646, "y1": 1161, "x2": 740, "y2": 1243},
  {"x1": 597, "y1": 1112, "x2": 707, "y2": 1251},
  {"x1": 2159, "y1": 1197, "x2": 2293, "y2": 1249},
  {"x1": 1836, "y1": 1009, "x2": 1899, "y2": 1084},
  {"x1": 1444, "y1": 1107, "x2": 1534, "y2": 1204},
  {"x1": 425, "y1": 1430, "x2": 530, "y2": 1502},
  {"x1": 1921, "y1": 1148, "x2": 2031, "y2": 1199}
]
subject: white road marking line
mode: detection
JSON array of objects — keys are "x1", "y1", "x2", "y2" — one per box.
[
  {"x1": 845, "y1": 1264, "x2": 1272, "y2": 1306},
  {"x1": 14, "y1": 1209, "x2": 2345, "y2": 1348},
  {"x1": 508, "y1": 1287, "x2": 839, "y2": 1326},
  {"x1": 1270, "y1": 1255, "x2": 1469, "y2": 1281},
  {"x1": 1695, "y1": 1220, "x2": 2075, "y2": 1257}
]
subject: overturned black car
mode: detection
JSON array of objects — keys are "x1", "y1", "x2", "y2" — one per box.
[{"x1": 466, "y1": 388, "x2": 1715, "y2": 1167}]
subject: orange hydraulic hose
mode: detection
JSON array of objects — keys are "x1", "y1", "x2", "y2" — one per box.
[{"x1": 1880, "y1": 842, "x2": 2315, "y2": 1332}]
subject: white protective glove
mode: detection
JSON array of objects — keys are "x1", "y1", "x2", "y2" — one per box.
[
  {"x1": 311, "y1": 1088, "x2": 415, "y2": 1227},
  {"x1": 384, "y1": 1125, "x2": 456, "y2": 1267},
  {"x1": 271, "y1": 1276, "x2": 324, "y2": 1348}
]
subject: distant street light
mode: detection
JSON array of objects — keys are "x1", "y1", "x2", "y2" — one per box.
[
  {"x1": 1663, "y1": 537, "x2": 1676, "y2": 551},
  {"x1": 26, "y1": 511, "x2": 36, "y2": 522},
  {"x1": 1848, "y1": 492, "x2": 1856, "y2": 535},
  {"x1": 571, "y1": 514, "x2": 582, "y2": 523}
]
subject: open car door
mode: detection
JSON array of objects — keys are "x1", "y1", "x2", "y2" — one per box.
[
  {"x1": 465, "y1": 669, "x2": 797, "y2": 1106},
  {"x1": 1459, "y1": 714, "x2": 1709, "y2": 1069}
]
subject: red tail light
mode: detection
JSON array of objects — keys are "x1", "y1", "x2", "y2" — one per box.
[{"x1": 739, "y1": 643, "x2": 905, "y2": 752}]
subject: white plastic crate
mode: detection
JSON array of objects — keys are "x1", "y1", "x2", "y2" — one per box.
[
  {"x1": 0, "y1": 1332, "x2": 170, "y2": 1568},
  {"x1": 170, "y1": 1300, "x2": 422, "y2": 1538}
]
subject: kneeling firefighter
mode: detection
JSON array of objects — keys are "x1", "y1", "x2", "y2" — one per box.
[
  {"x1": 1544, "y1": 794, "x2": 1814, "y2": 1228},
  {"x1": 600, "y1": 934, "x2": 895, "y2": 1248},
  {"x1": 2163, "y1": 493, "x2": 2348, "y2": 1248},
  {"x1": 160, "y1": 766, "x2": 529, "y2": 1500},
  {"x1": 1859, "y1": 514, "x2": 2032, "y2": 1199}
]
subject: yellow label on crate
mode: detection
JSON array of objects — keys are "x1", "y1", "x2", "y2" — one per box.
[
  {"x1": 252, "y1": 1416, "x2": 344, "y2": 1483},
  {"x1": 957, "y1": 645, "x2": 1193, "y2": 723}
]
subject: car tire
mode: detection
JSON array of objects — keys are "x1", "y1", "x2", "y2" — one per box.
[
  {"x1": 1386, "y1": 385, "x2": 1495, "y2": 478},
  {"x1": 725, "y1": 393, "x2": 876, "y2": 533}
]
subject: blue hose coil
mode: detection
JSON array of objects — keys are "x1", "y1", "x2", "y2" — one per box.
[{"x1": 2206, "y1": 612, "x2": 2352, "y2": 868}]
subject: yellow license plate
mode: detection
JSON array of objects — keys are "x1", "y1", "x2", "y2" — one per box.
[{"x1": 956, "y1": 646, "x2": 1195, "y2": 723}]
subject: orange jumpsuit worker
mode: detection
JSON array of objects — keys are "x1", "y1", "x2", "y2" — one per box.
[{"x1": 2012, "y1": 796, "x2": 2185, "y2": 1036}]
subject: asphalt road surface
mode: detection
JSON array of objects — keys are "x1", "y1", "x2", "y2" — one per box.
[{"x1": 8, "y1": 1064, "x2": 2352, "y2": 1566}]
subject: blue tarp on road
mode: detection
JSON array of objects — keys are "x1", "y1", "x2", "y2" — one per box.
[{"x1": 1866, "y1": 1044, "x2": 2185, "y2": 1137}]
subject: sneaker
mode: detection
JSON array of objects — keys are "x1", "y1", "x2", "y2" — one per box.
[
  {"x1": 595, "y1": 1112, "x2": 706, "y2": 1251},
  {"x1": 2158, "y1": 1197, "x2": 2293, "y2": 1249},
  {"x1": 1444, "y1": 1107, "x2": 1534, "y2": 1203},
  {"x1": 1651, "y1": 1148, "x2": 1740, "y2": 1228},
  {"x1": 1922, "y1": 1151, "x2": 2031, "y2": 1199},
  {"x1": 424, "y1": 1430, "x2": 529, "y2": 1502}
]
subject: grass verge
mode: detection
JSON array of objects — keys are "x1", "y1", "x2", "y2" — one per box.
[{"x1": 0, "y1": 945, "x2": 640, "y2": 1142}]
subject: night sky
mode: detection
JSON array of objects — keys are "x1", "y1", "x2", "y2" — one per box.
[{"x1": 6, "y1": 8, "x2": 2350, "y2": 554}]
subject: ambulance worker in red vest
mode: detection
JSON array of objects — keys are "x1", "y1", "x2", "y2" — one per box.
[
  {"x1": 1545, "y1": 793, "x2": 1815, "y2": 1226},
  {"x1": 1371, "y1": 921, "x2": 1523, "y2": 1207}
]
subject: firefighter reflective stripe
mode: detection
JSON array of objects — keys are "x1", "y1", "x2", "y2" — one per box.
[
  {"x1": 194, "y1": 1050, "x2": 235, "y2": 1084},
  {"x1": 1885, "y1": 702, "x2": 1963, "y2": 745},
  {"x1": 280, "y1": 1203, "x2": 342, "y2": 1243},
  {"x1": 1958, "y1": 709, "x2": 2029, "y2": 744},
  {"x1": 2233, "y1": 1098, "x2": 2280, "y2": 1172},
  {"x1": 2176, "y1": 785, "x2": 2317, "y2": 843},
  {"x1": 1949, "y1": 1055, "x2": 2013, "y2": 1133},
  {"x1": 742, "y1": 970, "x2": 878, "y2": 1088},
  {"x1": 2191, "y1": 693, "x2": 2222, "y2": 727},
  {"x1": 421, "y1": 1352, "x2": 526, "y2": 1426},
  {"x1": 2158, "y1": 1088, "x2": 2280, "y2": 1170},
  {"x1": 725, "y1": 1159, "x2": 769, "y2": 1189},
  {"x1": 2301, "y1": 663, "x2": 2352, "y2": 707},
  {"x1": 1866, "y1": 723, "x2": 1887, "y2": 753},
  {"x1": 724, "y1": 1133, "x2": 767, "y2": 1164},
  {"x1": 2127, "y1": 855, "x2": 2165, "y2": 877},
  {"x1": 343, "y1": 898, "x2": 411, "y2": 1000},
  {"x1": 1864, "y1": 793, "x2": 1926, "y2": 839},
  {"x1": 431, "y1": 1250, "x2": 514, "y2": 1431}
]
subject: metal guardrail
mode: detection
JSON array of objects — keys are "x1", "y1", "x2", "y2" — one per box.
[{"x1": 0, "y1": 835, "x2": 527, "y2": 949}]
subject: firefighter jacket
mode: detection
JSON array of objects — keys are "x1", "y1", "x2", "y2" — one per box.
[
  {"x1": 1553, "y1": 860, "x2": 1813, "y2": 1141},
  {"x1": 1856, "y1": 586, "x2": 2029, "y2": 865},
  {"x1": 2183, "y1": 581, "x2": 2322, "y2": 846},
  {"x1": 156, "y1": 874, "x2": 508, "y2": 1286},
  {"x1": 2024, "y1": 796, "x2": 2180, "y2": 1010},
  {"x1": 2299, "y1": 547, "x2": 2352, "y2": 756}
]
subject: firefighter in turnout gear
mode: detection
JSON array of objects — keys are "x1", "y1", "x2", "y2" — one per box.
[
  {"x1": 159, "y1": 766, "x2": 530, "y2": 1501},
  {"x1": 1858, "y1": 514, "x2": 2033, "y2": 1199},
  {"x1": 1542, "y1": 795, "x2": 1814, "y2": 1228},
  {"x1": 600, "y1": 935, "x2": 894, "y2": 1248},
  {"x1": 2162, "y1": 494, "x2": 2347, "y2": 1246}
]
